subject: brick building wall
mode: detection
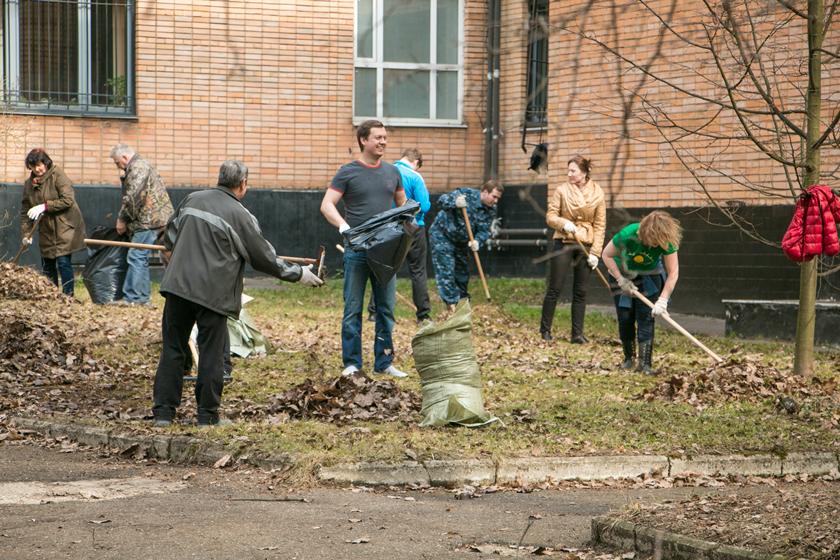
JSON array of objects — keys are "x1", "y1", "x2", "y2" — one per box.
[
  {"x1": 0, "y1": 0, "x2": 489, "y2": 192},
  {"x1": 539, "y1": 0, "x2": 840, "y2": 210}
]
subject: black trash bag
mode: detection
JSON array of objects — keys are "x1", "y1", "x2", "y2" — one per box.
[
  {"x1": 82, "y1": 227, "x2": 129, "y2": 304},
  {"x1": 344, "y1": 201, "x2": 420, "y2": 285}
]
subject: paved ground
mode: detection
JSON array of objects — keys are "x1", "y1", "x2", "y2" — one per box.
[{"x1": 0, "y1": 442, "x2": 772, "y2": 560}]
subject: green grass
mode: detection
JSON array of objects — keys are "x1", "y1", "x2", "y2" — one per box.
[{"x1": 70, "y1": 277, "x2": 839, "y2": 474}]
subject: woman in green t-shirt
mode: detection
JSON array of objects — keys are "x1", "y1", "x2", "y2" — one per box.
[{"x1": 601, "y1": 211, "x2": 682, "y2": 374}]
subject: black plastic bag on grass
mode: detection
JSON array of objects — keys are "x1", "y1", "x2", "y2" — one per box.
[
  {"x1": 82, "y1": 227, "x2": 129, "y2": 304},
  {"x1": 344, "y1": 200, "x2": 420, "y2": 285}
]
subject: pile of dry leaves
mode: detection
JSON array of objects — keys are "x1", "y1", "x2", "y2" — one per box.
[
  {"x1": 0, "y1": 262, "x2": 64, "y2": 300},
  {"x1": 239, "y1": 373, "x2": 420, "y2": 424},
  {"x1": 614, "y1": 481, "x2": 840, "y2": 559},
  {"x1": 639, "y1": 355, "x2": 838, "y2": 410}
]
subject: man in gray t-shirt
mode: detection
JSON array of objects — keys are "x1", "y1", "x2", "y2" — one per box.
[{"x1": 320, "y1": 120, "x2": 407, "y2": 379}]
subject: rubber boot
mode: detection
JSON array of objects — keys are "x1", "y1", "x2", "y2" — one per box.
[
  {"x1": 539, "y1": 297, "x2": 556, "y2": 341},
  {"x1": 620, "y1": 337, "x2": 635, "y2": 370},
  {"x1": 569, "y1": 300, "x2": 587, "y2": 343},
  {"x1": 637, "y1": 340, "x2": 654, "y2": 375}
]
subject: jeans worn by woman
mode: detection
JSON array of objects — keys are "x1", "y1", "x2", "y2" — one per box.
[{"x1": 42, "y1": 254, "x2": 75, "y2": 296}]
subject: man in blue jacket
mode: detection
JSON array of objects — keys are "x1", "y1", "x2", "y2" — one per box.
[{"x1": 367, "y1": 147, "x2": 432, "y2": 323}]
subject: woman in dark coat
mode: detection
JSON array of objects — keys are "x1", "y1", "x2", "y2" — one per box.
[{"x1": 20, "y1": 148, "x2": 86, "y2": 296}]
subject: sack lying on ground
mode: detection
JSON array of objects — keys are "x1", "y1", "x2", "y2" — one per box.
[
  {"x1": 344, "y1": 200, "x2": 420, "y2": 285},
  {"x1": 411, "y1": 300, "x2": 498, "y2": 427},
  {"x1": 82, "y1": 227, "x2": 128, "y2": 304}
]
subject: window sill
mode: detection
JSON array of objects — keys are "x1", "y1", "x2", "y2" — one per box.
[
  {"x1": 353, "y1": 117, "x2": 467, "y2": 129},
  {"x1": 0, "y1": 106, "x2": 138, "y2": 120}
]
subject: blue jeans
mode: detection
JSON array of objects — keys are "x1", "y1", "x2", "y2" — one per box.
[
  {"x1": 42, "y1": 254, "x2": 74, "y2": 296},
  {"x1": 342, "y1": 247, "x2": 396, "y2": 371},
  {"x1": 123, "y1": 229, "x2": 157, "y2": 303}
]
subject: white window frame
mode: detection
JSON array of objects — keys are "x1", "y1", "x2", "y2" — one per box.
[
  {"x1": 353, "y1": 0, "x2": 465, "y2": 127},
  {"x1": 1, "y1": 0, "x2": 135, "y2": 117}
]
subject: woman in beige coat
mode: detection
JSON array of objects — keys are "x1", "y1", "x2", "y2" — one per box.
[
  {"x1": 539, "y1": 155, "x2": 606, "y2": 342},
  {"x1": 20, "y1": 148, "x2": 86, "y2": 296}
]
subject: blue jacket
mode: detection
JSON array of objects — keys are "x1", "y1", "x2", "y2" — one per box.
[
  {"x1": 394, "y1": 160, "x2": 431, "y2": 227},
  {"x1": 429, "y1": 187, "x2": 497, "y2": 246}
]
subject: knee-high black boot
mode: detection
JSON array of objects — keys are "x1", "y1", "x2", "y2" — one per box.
[
  {"x1": 637, "y1": 340, "x2": 654, "y2": 375},
  {"x1": 539, "y1": 296, "x2": 557, "y2": 340},
  {"x1": 620, "y1": 336, "x2": 635, "y2": 369}
]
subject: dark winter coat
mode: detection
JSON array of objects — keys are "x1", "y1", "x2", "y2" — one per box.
[
  {"x1": 20, "y1": 165, "x2": 86, "y2": 259},
  {"x1": 782, "y1": 185, "x2": 840, "y2": 262},
  {"x1": 161, "y1": 186, "x2": 303, "y2": 318}
]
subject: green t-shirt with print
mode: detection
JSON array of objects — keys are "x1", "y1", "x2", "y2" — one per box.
[{"x1": 611, "y1": 223, "x2": 677, "y2": 273}]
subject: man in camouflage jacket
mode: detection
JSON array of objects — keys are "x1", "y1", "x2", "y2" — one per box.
[
  {"x1": 110, "y1": 144, "x2": 174, "y2": 304},
  {"x1": 429, "y1": 180, "x2": 503, "y2": 307}
]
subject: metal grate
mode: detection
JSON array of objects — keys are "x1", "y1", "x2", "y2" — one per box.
[
  {"x1": 525, "y1": 0, "x2": 548, "y2": 128},
  {"x1": 1, "y1": 0, "x2": 134, "y2": 116}
]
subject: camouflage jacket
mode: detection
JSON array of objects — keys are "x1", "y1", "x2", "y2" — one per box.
[
  {"x1": 429, "y1": 187, "x2": 497, "y2": 246},
  {"x1": 118, "y1": 155, "x2": 174, "y2": 232}
]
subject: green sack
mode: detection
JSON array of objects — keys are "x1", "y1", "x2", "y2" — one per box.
[
  {"x1": 228, "y1": 307, "x2": 269, "y2": 358},
  {"x1": 411, "y1": 300, "x2": 498, "y2": 427}
]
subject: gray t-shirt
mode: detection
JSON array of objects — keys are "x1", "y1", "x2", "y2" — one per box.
[{"x1": 329, "y1": 160, "x2": 403, "y2": 227}]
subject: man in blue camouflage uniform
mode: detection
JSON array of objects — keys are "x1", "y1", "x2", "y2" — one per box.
[{"x1": 429, "y1": 180, "x2": 503, "y2": 307}]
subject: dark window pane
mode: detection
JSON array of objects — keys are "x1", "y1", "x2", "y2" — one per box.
[
  {"x1": 19, "y1": 0, "x2": 79, "y2": 104},
  {"x1": 355, "y1": 68, "x2": 376, "y2": 117},
  {"x1": 383, "y1": 0, "x2": 430, "y2": 63},
  {"x1": 383, "y1": 69, "x2": 429, "y2": 118},
  {"x1": 525, "y1": 0, "x2": 548, "y2": 127},
  {"x1": 91, "y1": 0, "x2": 128, "y2": 107}
]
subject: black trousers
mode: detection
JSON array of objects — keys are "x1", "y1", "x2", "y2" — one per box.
[
  {"x1": 368, "y1": 225, "x2": 432, "y2": 321},
  {"x1": 539, "y1": 242, "x2": 591, "y2": 337},
  {"x1": 153, "y1": 293, "x2": 228, "y2": 423}
]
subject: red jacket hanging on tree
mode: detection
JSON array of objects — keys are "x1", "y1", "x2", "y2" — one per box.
[{"x1": 782, "y1": 185, "x2": 840, "y2": 262}]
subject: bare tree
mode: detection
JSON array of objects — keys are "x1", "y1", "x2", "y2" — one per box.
[{"x1": 555, "y1": 0, "x2": 839, "y2": 376}]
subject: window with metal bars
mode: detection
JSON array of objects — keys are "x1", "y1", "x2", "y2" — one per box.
[
  {"x1": 1, "y1": 0, "x2": 134, "y2": 116},
  {"x1": 525, "y1": 0, "x2": 548, "y2": 128}
]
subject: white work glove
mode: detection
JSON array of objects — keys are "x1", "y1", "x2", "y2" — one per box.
[
  {"x1": 468, "y1": 239, "x2": 479, "y2": 252},
  {"x1": 27, "y1": 203, "x2": 46, "y2": 220},
  {"x1": 22, "y1": 236, "x2": 33, "y2": 246},
  {"x1": 298, "y1": 264, "x2": 324, "y2": 287},
  {"x1": 651, "y1": 297, "x2": 669, "y2": 317},
  {"x1": 617, "y1": 275, "x2": 635, "y2": 295},
  {"x1": 587, "y1": 255, "x2": 598, "y2": 269},
  {"x1": 338, "y1": 223, "x2": 350, "y2": 235},
  {"x1": 562, "y1": 221, "x2": 577, "y2": 235},
  {"x1": 455, "y1": 195, "x2": 467, "y2": 208}
]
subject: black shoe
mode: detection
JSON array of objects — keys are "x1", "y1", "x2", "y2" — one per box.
[
  {"x1": 197, "y1": 418, "x2": 233, "y2": 428},
  {"x1": 367, "y1": 312, "x2": 376, "y2": 322},
  {"x1": 620, "y1": 358, "x2": 634, "y2": 370},
  {"x1": 540, "y1": 331, "x2": 552, "y2": 341},
  {"x1": 570, "y1": 335, "x2": 589, "y2": 344}
]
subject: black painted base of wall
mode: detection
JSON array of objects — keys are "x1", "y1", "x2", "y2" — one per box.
[
  {"x1": 2, "y1": 182, "x2": 838, "y2": 318},
  {"x1": 724, "y1": 299, "x2": 840, "y2": 346}
]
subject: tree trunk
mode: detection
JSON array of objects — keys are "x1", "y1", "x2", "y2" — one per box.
[{"x1": 793, "y1": 0, "x2": 824, "y2": 377}]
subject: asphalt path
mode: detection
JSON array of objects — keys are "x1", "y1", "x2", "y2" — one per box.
[{"x1": 0, "y1": 441, "x2": 759, "y2": 560}]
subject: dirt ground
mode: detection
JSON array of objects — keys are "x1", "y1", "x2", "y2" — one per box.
[{"x1": 611, "y1": 477, "x2": 840, "y2": 559}]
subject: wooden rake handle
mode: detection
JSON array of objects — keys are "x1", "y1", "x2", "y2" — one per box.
[
  {"x1": 83, "y1": 238, "x2": 317, "y2": 265},
  {"x1": 575, "y1": 239, "x2": 723, "y2": 364},
  {"x1": 461, "y1": 207, "x2": 491, "y2": 301}
]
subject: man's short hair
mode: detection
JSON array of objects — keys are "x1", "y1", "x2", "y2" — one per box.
[
  {"x1": 218, "y1": 160, "x2": 249, "y2": 189},
  {"x1": 109, "y1": 144, "x2": 135, "y2": 160},
  {"x1": 401, "y1": 148, "x2": 423, "y2": 167},
  {"x1": 481, "y1": 179, "x2": 503, "y2": 193},
  {"x1": 356, "y1": 119, "x2": 385, "y2": 150}
]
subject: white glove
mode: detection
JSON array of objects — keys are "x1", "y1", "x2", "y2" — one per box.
[
  {"x1": 22, "y1": 236, "x2": 33, "y2": 246},
  {"x1": 587, "y1": 255, "x2": 598, "y2": 269},
  {"x1": 27, "y1": 203, "x2": 46, "y2": 220},
  {"x1": 455, "y1": 195, "x2": 467, "y2": 209},
  {"x1": 652, "y1": 297, "x2": 669, "y2": 317},
  {"x1": 562, "y1": 221, "x2": 577, "y2": 235},
  {"x1": 468, "y1": 239, "x2": 479, "y2": 252},
  {"x1": 298, "y1": 264, "x2": 324, "y2": 287},
  {"x1": 338, "y1": 223, "x2": 350, "y2": 234},
  {"x1": 617, "y1": 275, "x2": 635, "y2": 295}
]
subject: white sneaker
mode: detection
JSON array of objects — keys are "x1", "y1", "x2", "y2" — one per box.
[
  {"x1": 341, "y1": 365, "x2": 360, "y2": 377},
  {"x1": 375, "y1": 365, "x2": 408, "y2": 378}
]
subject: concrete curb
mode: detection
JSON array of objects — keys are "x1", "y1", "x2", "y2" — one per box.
[
  {"x1": 591, "y1": 516, "x2": 787, "y2": 560},
  {"x1": 8, "y1": 416, "x2": 839, "y2": 486},
  {"x1": 8, "y1": 416, "x2": 292, "y2": 471}
]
